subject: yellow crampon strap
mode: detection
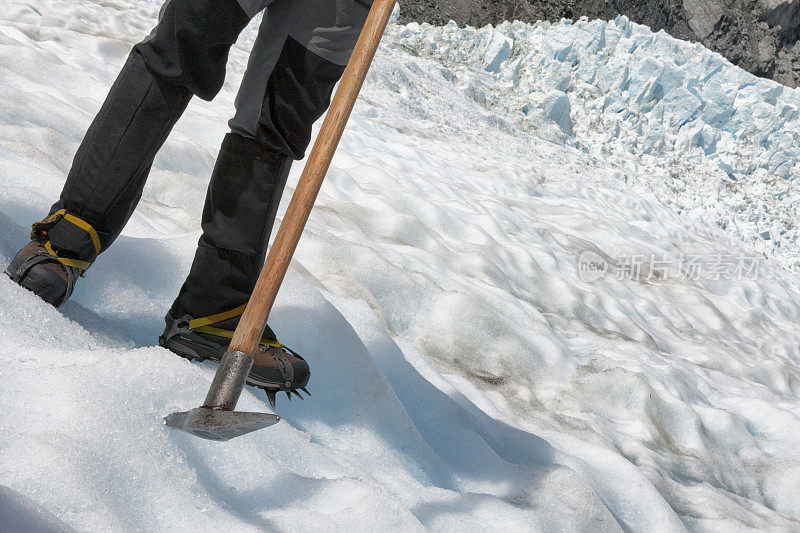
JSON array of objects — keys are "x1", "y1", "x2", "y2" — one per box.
[
  {"x1": 187, "y1": 303, "x2": 248, "y2": 330},
  {"x1": 31, "y1": 209, "x2": 101, "y2": 271},
  {"x1": 43, "y1": 242, "x2": 93, "y2": 270},
  {"x1": 188, "y1": 305, "x2": 282, "y2": 347},
  {"x1": 192, "y1": 325, "x2": 283, "y2": 348}
]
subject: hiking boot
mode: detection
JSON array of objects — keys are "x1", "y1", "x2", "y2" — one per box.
[
  {"x1": 6, "y1": 209, "x2": 100, "y2": 308},
  {"x1": 159, "y1": 312, "x2": 310, "y2": 407},
  {"x1": 5, "y1": 241, "x2": 83, "y2": 307}
]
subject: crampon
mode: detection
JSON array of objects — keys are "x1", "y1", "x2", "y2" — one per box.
[{"x1": 159, "y1": 313, "x2": 310, "y2": 408}]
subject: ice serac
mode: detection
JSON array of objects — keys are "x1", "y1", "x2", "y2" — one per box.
[
  {"x1": 399, "y1": 0, "x2": 800, "y2": 87},
  {"x1": 482, "y1": 32, "x2": 512, "y2": 73},
  {"x1": 541, "y1": 90, "x2": 572, "y2": 135}
]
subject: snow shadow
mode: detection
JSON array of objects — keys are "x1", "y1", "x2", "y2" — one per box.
[
  {"x1": 166, "y1": 436, "x2": 355, "y2": 532},
  {"x1": 268, "y1": 297, "x2": 565, "y2": 506},
  {"x1": 0, "y1": 485, "x2": 75, "y2": 533}
]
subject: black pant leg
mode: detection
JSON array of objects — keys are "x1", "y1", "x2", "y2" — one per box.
[
  {"x1": 47, "y1": 0, "x2": 251, "y2": 262},
  {"x1": 169, "y1": 134, "x2": 292, "y2": 322},
  {"x1": 168, "y1": 38, "x2": 347, "y2": 324}
]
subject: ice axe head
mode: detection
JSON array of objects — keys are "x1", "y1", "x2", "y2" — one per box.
[
  {"x1": 165, "y1": 350, "x2": 280, "y2": 441},
  {"x1": 165, "y1": 407, "x2": 279, "y2": 441}
]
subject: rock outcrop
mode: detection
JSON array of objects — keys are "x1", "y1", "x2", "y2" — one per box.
[{"x1": 398, "y1": 0, "x2": 800, "y2": 87}]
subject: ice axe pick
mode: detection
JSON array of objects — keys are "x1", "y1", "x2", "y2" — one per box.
[{"x1": 165, "y1": 0, "x2": 398, "y2": 441}]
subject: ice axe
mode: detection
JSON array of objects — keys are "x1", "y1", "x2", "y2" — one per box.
[{"x1": 165, "y1": 0, "x2": 398, "y2": 441}]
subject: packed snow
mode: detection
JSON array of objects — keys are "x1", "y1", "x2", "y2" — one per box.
[{"x1": 1, "y1": 0, "x2": 799, "y2": 531}]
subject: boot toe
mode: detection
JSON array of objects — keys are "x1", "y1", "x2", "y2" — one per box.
[
  {"x1": 292, "y1": 359, "x2": 311, "y2": 388},
  {"x1": 7, "y1": 262, "x2": 69, "y2": 307},
  {"x1": 249, "y1": 351, "x2": 310, "y2": 390}
]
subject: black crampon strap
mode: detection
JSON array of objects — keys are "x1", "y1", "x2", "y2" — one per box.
[
  {"x1": 269, "y1": 346, "x2": 295, "y2": 388},
  {"x1": 9, "y1": 252, "x2": 78, "y2": 307}
]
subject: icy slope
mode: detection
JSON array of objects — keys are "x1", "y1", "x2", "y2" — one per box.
[{"x1": 1, "y1": 1, "x2": 800, "y2": 531}]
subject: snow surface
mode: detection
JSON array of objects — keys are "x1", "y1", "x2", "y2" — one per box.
[{"x1": 1, "y1": 1, "x2": 799, "y2": 531}]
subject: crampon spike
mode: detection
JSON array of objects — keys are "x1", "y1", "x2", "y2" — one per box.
[
  {"x1": 286, "y1": 390, "x2": 292, "y2": 401},
  {"x1": 265, "y1": 390, "x2": 277, "y2": 409},
  {"x1": 291, "y1": 390, "x2": 304, "y2": 400},
  {"x1": 300, "y1": 387, "x2": 311, "y2": 397}
]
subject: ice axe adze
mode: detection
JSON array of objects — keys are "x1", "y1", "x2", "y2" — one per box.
[{"x1": 165, "y1": 0, "x2": 398, "y2": 441}]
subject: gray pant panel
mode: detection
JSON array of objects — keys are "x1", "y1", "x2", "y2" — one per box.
[
  {"x1": 236, "y1": 0, "x2": 272, "y2": 18},
  {"x1": 290, "y1": 0, "x2": 370, "y2": 66},
  {"x1": 236, "y1": 0, "x2": 368, "y2": 63},
  {"x1": 230, "y1": 0, "x2": 370, "y2": 139}
]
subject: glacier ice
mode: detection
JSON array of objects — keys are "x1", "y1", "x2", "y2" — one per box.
[
  {"x1": 0, "y1": 0, "x2": 799, "y2": 531},
  {"x1": 387, "y1": 15, "x2": 800, "y2": 270}
]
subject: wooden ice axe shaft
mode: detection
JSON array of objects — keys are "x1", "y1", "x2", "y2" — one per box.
[
  {"x1": 229, "y1": 0, "x2": 397, "y2": 355},
  {"x1": 166, "y1": 0, "x2": 397, "y2": 440}
]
